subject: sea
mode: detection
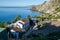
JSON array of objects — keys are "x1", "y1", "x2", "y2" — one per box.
[{"x1": 0, "y1": 7, "x2": 40, "y2": 22}]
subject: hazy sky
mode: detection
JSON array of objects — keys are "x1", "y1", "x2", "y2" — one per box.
[{"x1": 0, "y1": 0, "x2": 49, "y2": 7}]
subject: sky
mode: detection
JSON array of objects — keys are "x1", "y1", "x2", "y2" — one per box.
[{"x1": 0, "y1": 0, "x2": 49, "y2": 7}]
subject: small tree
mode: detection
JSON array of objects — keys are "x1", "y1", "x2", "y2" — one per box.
[
  {"x1": 27, "y1": 15, "x2": 31, "y2": 19},
  {"x1": 12, "y1": 15, "x2": 21, "y2": 23},
  {"x1": 0, "y1": 22, "x2": 8, "y2": 28}
]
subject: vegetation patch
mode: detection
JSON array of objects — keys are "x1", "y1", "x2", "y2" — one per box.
[{"x1": 55, "y1": 7, "x2": 60, "y2": 12}]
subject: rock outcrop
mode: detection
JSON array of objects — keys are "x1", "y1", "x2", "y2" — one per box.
[{"x1": 31, "y1": 0, "x2": 60, "y2": 14}]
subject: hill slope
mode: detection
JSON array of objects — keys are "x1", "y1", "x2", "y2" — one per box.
[{"x1": 31, "y1": 0, "x2": 60, "y2": 14}]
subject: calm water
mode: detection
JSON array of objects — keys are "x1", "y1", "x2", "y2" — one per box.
[{"x1": 0, "y1": 7, "x2": 40, "y2": 22}]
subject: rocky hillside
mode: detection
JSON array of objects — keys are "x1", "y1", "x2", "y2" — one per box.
[{"x1": 31, "y1": 0, "x2": 60, "y2": 14}]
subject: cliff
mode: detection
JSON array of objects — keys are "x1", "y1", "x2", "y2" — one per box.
[{"x1": 31, "y1": 0, "x2": 60, "y2": 14}]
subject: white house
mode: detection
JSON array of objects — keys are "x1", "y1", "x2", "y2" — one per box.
[
  {"x1": 13, "y1": 20, "x2": 25, "y2": 29},
  {"x1": 9, "y1": 19, "x2": 29, "y2": 32}
]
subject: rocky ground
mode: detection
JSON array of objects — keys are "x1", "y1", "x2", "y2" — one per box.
[
  {"x1": 8, "y1": 21, "x2": 60, "y2": 40},
  {"x1": 31, "y1": 0, "x2": 60, "y2": 14}
]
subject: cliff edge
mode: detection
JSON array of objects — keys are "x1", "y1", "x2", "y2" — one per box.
[{"x1": 31, "y1": 0, "x2": 60, "y2": 14}]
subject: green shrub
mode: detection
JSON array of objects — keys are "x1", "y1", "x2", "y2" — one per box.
[
  {"x1": 0, "y1": 22, "x2": 9, "y2": 28},
  {"x1": 12, "y1": 15, "x2": 21, "y2": 23},
  {"x1": 55, "y1": 7, "x2": 60, "y2": 12}
]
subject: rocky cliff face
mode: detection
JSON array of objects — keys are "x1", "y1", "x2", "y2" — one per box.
[{"x1": 31, "y1": 0, "x2": 60, "y2": 14}]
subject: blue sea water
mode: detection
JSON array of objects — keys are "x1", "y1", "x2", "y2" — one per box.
[{"x1": 0, "y1": 7, "x2": 40, "y2": 22}]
